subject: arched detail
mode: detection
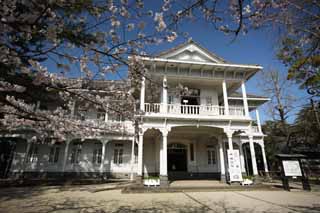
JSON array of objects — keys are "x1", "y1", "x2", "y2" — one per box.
[{"x1": 168, "y1": 124, "x2": 224, "y2": 130}]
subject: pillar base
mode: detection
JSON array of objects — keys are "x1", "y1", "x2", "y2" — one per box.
[
  {"x1": 160, "y1": 175, "x2": 169, "y2": 187},
  {"x1": 220, "y1": 174, "x2": 226, "y2": 183},
  {"x1": 135, "y1": 175, "x2": 144, "y2": 186},
  {"x1": 253, "y1": 175, "x2": 263, "y2": 184}
]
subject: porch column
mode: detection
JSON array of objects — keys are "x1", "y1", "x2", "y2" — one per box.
[
  {"x1": 137, "y1": 132, "x2": 144, "y2": 177},
  {"x1": 241, "y1": 81, "x2": 249, "y2": 117},
  {"x1": 219, "y1": 139, "x2": 226, "y2": 182},
  {"x1": 140, "y1": 76, "x2": 145, "y2": 111},
  {"x1": 226, "y1": 132, "x2": 233, "y2": 150},
  {"x1": 162, "y1": 75, "x2": 168, "y2": 113},
  {"x1": 62, "y1": 140, "x2": 71, "y2": 173},
  {"x1": 249, "y1": 136, "x2": 258, "y2": 176},
  {"x1": 100, "y1": 140, "x2": 108, "y2": 174},
  {"x1": 261, "y1": 141, "x2": 269, "y2": 175},
  {"x1": 239, "y1": 142, "x2": 246, "y2": 174},
  {"x1": 256, "y1": 109, "x2": 262, "y2": 133},
  {"x1": 160, "y1": 130, "x2": 168, "y2": 186},
  {"x1": 222, "y1": 80, "x2": 229, "y2": 115},
  {"x1": 130, "y1": 137, "x2": 135, "y2": 181}
]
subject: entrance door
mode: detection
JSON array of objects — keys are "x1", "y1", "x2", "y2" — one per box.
[{"x1": 167, "y1": 143, "x2": 187, "y2": 171}]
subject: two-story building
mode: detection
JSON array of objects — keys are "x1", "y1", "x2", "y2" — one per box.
[{"x1": 0, "y1": 40, "x2": 269, "y2": 186}]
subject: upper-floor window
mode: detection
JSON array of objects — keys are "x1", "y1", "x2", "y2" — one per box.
[
  {"x1": 205, "y1": 96, "x2": 213, "y2": 105},
  {"x1": 207, "y1": 145, "x2": 216, "y2": 165},
  {"x1": 49, "y1": 146, "x2": 60, "y2": 163},
  {"x1": 97, "y1": 110, "x2": 105, "y2": 120},
  {"x1": 113, "y1": 143, "x2": 123, "y2": 165},
  {"x1": 92, "y1": 145, "x2": 102, "y2": 164},
  {"x1": 70, "y1": 144, "x2": 82, "y2": 164},
  {"x1": 28, "y1": 144, "x2": 38, "y2": 163}
]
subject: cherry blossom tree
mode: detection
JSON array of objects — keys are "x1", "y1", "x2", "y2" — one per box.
[{"x1": 1, "y1": 0, "x2": 318, "y2": 141}]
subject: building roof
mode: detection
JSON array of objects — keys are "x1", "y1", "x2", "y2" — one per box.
[{"x1": 156, "y1": 39, "x2": 228, "y2": 63}]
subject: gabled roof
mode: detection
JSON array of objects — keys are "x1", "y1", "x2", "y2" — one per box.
[{"x1": 156, "y1": 39, "x2": 228, "y2": 64}]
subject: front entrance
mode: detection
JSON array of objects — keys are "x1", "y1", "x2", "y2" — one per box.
[{"x1": 167, "y1": 143, "x2": 187, "y2": 172}]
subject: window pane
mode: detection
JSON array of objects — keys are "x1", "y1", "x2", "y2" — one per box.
[
  {"x1": 54, "y1": 147, "x2": 60, "y2": 163},
  {"x1": 49, "y1": 147, "x2": 54, "y2": 163},
  {"x1": 190, "y1": 144, "x2": 194, "y2": 161},
  {"x1": 119, "y1": 149, "x2": 123, "y2": 164},
  {"x1": 113, "y1": 149, "x2": 118, "y2": 164}
]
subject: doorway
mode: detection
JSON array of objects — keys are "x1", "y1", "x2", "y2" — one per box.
[{"x1": 167, "y1": 143, "x2": 187, "y2": 172}]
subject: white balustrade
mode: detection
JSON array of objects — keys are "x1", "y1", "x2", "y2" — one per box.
[{"x1": 144, "y1": 103, "x2": 245, "y2": 117}]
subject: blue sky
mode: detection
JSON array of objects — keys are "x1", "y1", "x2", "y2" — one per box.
[
  {"x1": 41, "y1": 2, "x2": 309, "y2": 124},
  {"x1": 145, "y1": 21, "x2": 309, "y2": 124}
]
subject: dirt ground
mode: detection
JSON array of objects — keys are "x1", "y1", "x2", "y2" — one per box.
[{"x1": 0, "y1": 183, "x2": 320, "y2": 213}]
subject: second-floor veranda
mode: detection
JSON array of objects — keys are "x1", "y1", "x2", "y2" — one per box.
[{"x1": 139, "y1": 58, "x2": 268, "y2": 121}]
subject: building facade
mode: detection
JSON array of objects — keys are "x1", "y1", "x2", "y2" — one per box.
[{"x1": 0, "y1": 41, "x2": 269, "y2": 185}]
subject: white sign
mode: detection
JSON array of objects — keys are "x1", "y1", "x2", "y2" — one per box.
[
  {"x1": 282, "y1": 160, "x2": 302, "y2": 177},
  {"x1": 227, "y1": 149, "x2": 243, "y2": 182}
]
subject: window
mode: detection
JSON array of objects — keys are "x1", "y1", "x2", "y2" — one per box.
[
  {"x1": 207, "y1": 146, "x2": 216, "y2": 165},
  {"x1": 113, "y1": 143, "x2": 123, "y2": 165},
  {"x1": 134, "y1": 143, "x2": 138, "y2": 164},
  {"x1": 92, "y1": 146, "x2": 102, "y2": 164},
  {"x1": 168, "y1": 95, "x2": 174, "y2": 104},
  {"x1": 190, "y1": 143, "x2": 194, "y2": 161},
  {"x1": 70, "y1": 144, "x2": 82, "y2": 164},
  {"x1": 28, "y1": 144, "x2": 38, "y2": 163},
  {"x1": 49, "y1": 146, "x2": 60, "y2": 163}
]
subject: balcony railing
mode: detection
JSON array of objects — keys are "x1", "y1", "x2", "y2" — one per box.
[{"x1": 144, "y1": 103, "x2": 245, "y2": 117}]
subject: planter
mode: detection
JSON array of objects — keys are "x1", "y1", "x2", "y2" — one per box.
[
  {"x1": 143, "y1": 178, "x2": 160, "y2": 187},
  {"x1": 241, "y1": 178, "x2": 253, "y2": 186}
]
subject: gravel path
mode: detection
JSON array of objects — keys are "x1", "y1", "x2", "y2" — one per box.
[{"x1": 0, "y1": 184, "x2": 319, "y2": 213}]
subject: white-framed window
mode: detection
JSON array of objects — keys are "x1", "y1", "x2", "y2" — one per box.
[
  {"x1": 28, "y1": 144, "x2": 38, "y2": 163},
  {"x1": 134, "y1": 143, "x2": 138, "y2": 164},
  {"x1": 168, "y1": 95, "x2": 174, "y2": 104},
  {"x1": 207, "y1": 145, "x2": 216, "y2": 165},
  {"x1": 113, "y1": 143, "x2": 123, "y2": 165},
  {"x1": 92, "y1": 146, "x2": 102, "y2": 164},
  {"x1": 49, "y1": 146, "x2": 60, "y2": 163},
  {"x1": 70, "y1": 144, "x2": 82, "y2": 164}
]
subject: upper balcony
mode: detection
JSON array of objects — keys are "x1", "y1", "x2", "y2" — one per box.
[{"x1": 144, "y1": 103, "x2": 245, "y2": 118}]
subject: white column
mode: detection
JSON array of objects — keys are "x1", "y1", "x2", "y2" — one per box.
[
  {"x1": 249, "y1": 136, "x2": 258, "y2": 176},
  {"x1": 239, "y1": 142, "x2": 246, "y2": 173},
  {"x1": 162, "y1": 75, "x2": 168, "y2": 113},
  {"x1": 137, "y1": 133, "x2": 144, "y2": 176},
  {"x1": 100, "y1": 140, "x2": 107, "y2": 174},
  {"x1": 256, "y1": 109, "x2": 262, "y2": 133},
  {"x1": 261, "y1": 142, "x2": 269, "y2": 174},
  {"x1": 130, "y1": 137, "x2": 135, "y2": 181},
  {"x1": 140, "y1": 76, "x2": 145, "y2": 111},
  {"x1": 227, "y1": 132, "x2": 233, "y2": 150},
  {"x1": 241, "y1": 81, "x2": 249, "y2": 117},
  {"x1": 219, "y1": 139, "x2": 226, "y2": 178},
  {"x1": 62, "y1": 140, "x2": 71, "y2": 172},
  {"x1": 222, "y1": 80, "x2": 229, "y2": 115},
  {"x1": 160, "y1": 130, "x2": 168, "y2": 176}
]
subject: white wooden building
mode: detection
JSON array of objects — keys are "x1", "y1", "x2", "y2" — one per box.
[{"x1": 0, "y1": 40, "x2": 269, "y2": 185}]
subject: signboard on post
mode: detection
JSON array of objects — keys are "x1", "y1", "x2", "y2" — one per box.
[
  {"x1": 227, "y1": 149, "x2": 243, "y2": 182},
  {"x1": 282, "y1": 160, "x2": 302, "y2": 177}
]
